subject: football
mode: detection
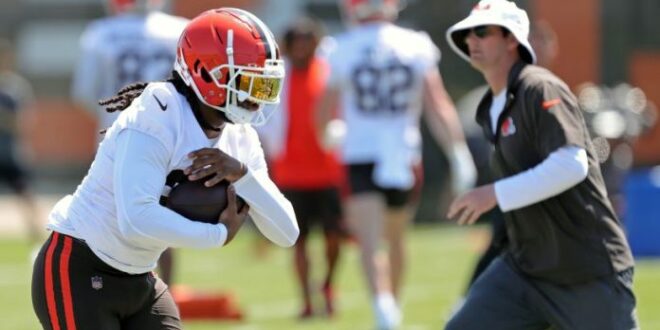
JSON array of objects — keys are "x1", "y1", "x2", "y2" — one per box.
[{"x1": 165, "y1": 174, "x2": 245, "y2": 224}]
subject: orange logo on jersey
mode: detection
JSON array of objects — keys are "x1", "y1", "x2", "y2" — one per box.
[
  {"x1": 501, "y1": 117, "x2": 516, "y2": 137},
  {"x1": 542, "y1": 98, "x2": 561, "y2": 110}
]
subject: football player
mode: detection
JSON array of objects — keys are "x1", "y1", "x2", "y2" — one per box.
[
  {"x1": 0, "y1": 39, "x2": 41, "y2": 244},
  {"x1": 32, "y1": 8, "x2": 298, "y2": 329},
  {"x1": 71, "y1": 0, "x2": 188, "y2": 137},
  {"x1": 259, "y1": 17, "x2": 345, "y2": 319},
  {"x1": 317, "y1": 0, "x2": 476, "y2": 328},
  {"x1": 71, "y1": 0, "x2": 188, "y2": 285}
]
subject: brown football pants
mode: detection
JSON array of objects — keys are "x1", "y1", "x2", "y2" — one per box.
[{"x1": 32, "y1": 231, "x2": 182, "y2": 330}]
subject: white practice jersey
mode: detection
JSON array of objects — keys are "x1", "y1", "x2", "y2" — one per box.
[
  {"x1": 48, "y1": 82, "x2": 298, "y2": 274},
  {"x1": 72, "y1": 12, "x2": 188, "y2": 131},
  {"x1": 325, "y1": 22, "x2": 440, "y2": 187}
]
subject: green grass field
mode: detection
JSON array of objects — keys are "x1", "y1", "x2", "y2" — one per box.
[{"x1": 3, "y1": 225, "x2": 660, "y2": 329}]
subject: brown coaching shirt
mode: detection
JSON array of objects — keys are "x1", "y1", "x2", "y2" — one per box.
[{"x1": 475, "y1": 61, "x2": 634, "y2": 285}]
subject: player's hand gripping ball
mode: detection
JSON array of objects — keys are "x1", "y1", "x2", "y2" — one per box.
[{"x1": 165, "y1": 174, "x2": 246, "y2": 224}]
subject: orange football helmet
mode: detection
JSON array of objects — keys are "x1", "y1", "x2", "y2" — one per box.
[
  {"x1": 174, "y1": 8, "x2": 284, "y2": 126},
  {"x1": 342, "y1": 0, "x2": 400, "y2": 23},
  {"x1": 106, "y1": 0, "x2": 166, "y2": 14}
]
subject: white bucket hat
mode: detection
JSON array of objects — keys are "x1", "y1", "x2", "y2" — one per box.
[{"x1": 446, "y1": 0, "x2": 536, "y2": 64}]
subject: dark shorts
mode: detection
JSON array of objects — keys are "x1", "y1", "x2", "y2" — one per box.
[
  {"x1": 446, "y1": 255, "x2": 638, "y2": 330},
  {"x1": 32, "y1": 232, "x2": 182, "y2": 330},
  {"x1": 347, "y1": 163, "x2": 413, "y2": 208},
  {"x1": 282, "y1": 187, "x2": 343, "y2": 238}
]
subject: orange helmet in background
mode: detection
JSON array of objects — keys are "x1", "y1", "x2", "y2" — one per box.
[
  {"x1": 174, "y1": 8, "x2": 284, "y2": 126},
  {"x1": 105, "y1": 0, "x2": 168, "y2": 15},
  {"x1": 105, "y1": 0, "x2": 167, "y2": 15},
  {"x1": 342, "y1": 0, "x2": 401, "y2": 23}
]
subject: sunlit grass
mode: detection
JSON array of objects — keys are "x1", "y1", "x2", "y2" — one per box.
[{"x1": 4, "y1": 225, "x2": 659, "y2": 329}]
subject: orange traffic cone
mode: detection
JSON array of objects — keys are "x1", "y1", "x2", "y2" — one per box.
[{"x1": 171, "y1": 285, "x2": 244, "y2": 320}]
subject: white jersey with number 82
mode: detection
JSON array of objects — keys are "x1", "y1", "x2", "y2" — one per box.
[
  {"x1": 325, "y1": 22, "x2": 440, "y2": 165},
  {"x1": 72, "y1": 11, "x2": 188, "y2": 131}
]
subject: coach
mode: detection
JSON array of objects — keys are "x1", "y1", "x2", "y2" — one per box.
[{"x1": 444, "y1": 1, "x2": 638, "y2": 329}]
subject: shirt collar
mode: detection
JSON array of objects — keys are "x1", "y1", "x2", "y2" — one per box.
[{"x1": 475, "y1": 60, "x2": 528, "y2": 141}]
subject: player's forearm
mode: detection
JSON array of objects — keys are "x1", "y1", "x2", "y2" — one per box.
[
  {"x1": 233, "y1": 169, "x2": 299, "y2": 247},
  {"x1": 116, "y1": 200, "x2": 228, "y2": 248},
  {"x1": 423, "y1": 70, "x2": 470, "y2": 152},
  {"x1": 427, "y1": 107, "x2": 471, "y2": 157},
  {"x1": 315, "y1": 86, "x2": 339, "y2": 142},
  {"x1": 114, "y1": 129, "x2": 227, "y2": 248},
  {"x1": 423, "y1": 86, "x2": 476, "y2": 191}
]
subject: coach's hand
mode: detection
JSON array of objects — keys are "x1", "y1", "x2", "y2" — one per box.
[
  {"x1": 447, "y1": 184, "x2": 497, "y2": 225},
  {"x1": 185, "y1": 148, "x2": 248, "y2": 186},
  {"x1": 219, "y1": 185, "x2": 249, "y2": 245}
]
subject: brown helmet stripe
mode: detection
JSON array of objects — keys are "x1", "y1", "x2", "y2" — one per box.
[{"x1": 225, "y1": 8, "x2": 277, "y2": 61}]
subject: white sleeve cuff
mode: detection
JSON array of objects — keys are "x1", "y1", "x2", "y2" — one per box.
[
  {"x1": 214, "y1": 223, "x2": 228, "y2": 247},
  {"x1": 448, "y1": 142, "x2": 477, "y2": 193}
]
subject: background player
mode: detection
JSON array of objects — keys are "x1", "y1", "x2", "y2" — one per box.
[
  {"x1": 317, "y1": 0, "x2": 476, "y2": 328},
  {"x1": 72, "y1": 0, "x2": 188, "y2": 138},
  {"x1": 0, "y1": 39, "x2": 41, "y2": 245},
  {"x1": 260, "y1": 16, "x2": 345, "y2": 319}
]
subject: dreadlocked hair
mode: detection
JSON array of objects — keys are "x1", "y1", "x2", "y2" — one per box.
[
  {"x1": 98, "y1": 71, "x2": 197, "y2": 113},
  {"x1": 96, "y1": 72, "x2": 229, "y2": 134},
  {"x1": 98, "y1": 82, "x2": 150, "y2": 113},
  {"x1": 96, "y1": 75, "x2": 176, "y2": 134}
]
